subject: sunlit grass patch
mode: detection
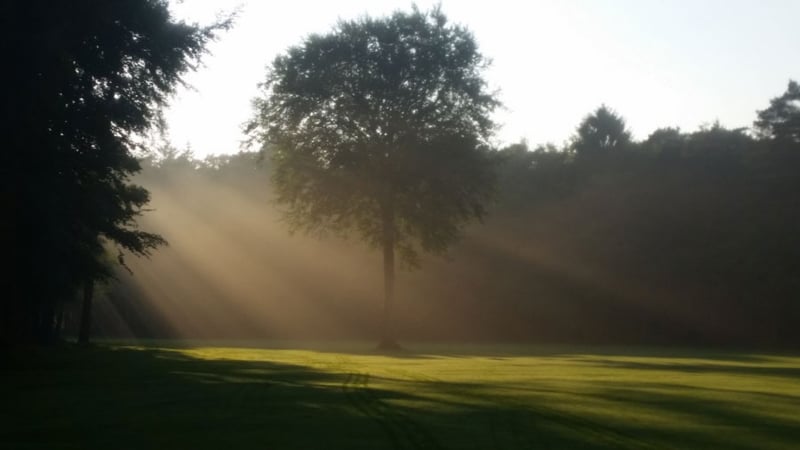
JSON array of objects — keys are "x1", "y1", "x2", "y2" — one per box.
[{"x1": 2, "y1": 343, "x2": 799, "y2": 449}]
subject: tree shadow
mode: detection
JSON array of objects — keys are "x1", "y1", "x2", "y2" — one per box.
[
  {"x1": 2, "y1": 345, "x2": 799, "y2": 450},
  {"x1": 1, "y1": 346, "x2": 406, "y2": 449}
]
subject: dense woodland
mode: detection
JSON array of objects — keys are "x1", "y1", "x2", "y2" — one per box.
[
  {"x1": 2, "y1": 0, "x2": 799, "y2": 348},
  {"x1": 81, "y1": 88, "x2": 800, "y2": 347}
]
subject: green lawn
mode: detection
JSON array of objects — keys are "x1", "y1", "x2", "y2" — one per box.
[{"x1": 2, "y1": 343, "x2": 799, "y2": 449}]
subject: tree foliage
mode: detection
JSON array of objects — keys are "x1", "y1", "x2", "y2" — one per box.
[
  {"x1": 571, "y1": 105, "x2": 632, "y2": 156},
  {"x1": 247, "y1": 6, "x2": 498, "y2": 346},
  {"x1": 754, "y1": 79, "x2": 800, "y2": 148},
  {"x1": 0, "y1": 0, "x2": 227, "y2": 344},
  {"x1": 249, "y1": 6, "x2": 497, "y2": 263}
]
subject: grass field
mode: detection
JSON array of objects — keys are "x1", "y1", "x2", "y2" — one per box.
[{"x1": 2, "y1": 342, "x2": 799, "y2": 449}]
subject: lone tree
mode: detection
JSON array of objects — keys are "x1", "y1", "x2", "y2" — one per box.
[{"x1": 247, "y1": 6, "x2": 499, "y2": 348}]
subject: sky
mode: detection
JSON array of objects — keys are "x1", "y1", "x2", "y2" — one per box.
[{"x1": 164, "y1": 0, "x2": 800, "y2": 158}]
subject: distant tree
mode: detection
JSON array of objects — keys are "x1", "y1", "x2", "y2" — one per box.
[
  {"x1": 247, "y1": 6, "x2": 499, "y2": 348},
  {"x1": 571, "y1": 105, "x2": 632, "y2": 156},
  {"x1": 494, "y1": 142, "x2": 574, "y2": 208},
  {"x1": 0, "y1": 0, "x2": 228, "y2": 344},
  {"x1": 754, "y1": 80, "x2": 800, "y2": 149},
  {"x1": 685, "y1": 123, "x2": 753, "y2": 162},
  {"x1": 643, "y1": 127, "x2": 685, "y2": 157}
]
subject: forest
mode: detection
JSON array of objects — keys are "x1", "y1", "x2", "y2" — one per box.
[
  {"x1": 74, "y1": 95, "x2": 798, "y2": 348},
  {"x1": 1, "y1": 0, "x2": 799, "y2": 349},
  {"x1": 3, "y1": 2, "x2": 800, "y2": 449}
]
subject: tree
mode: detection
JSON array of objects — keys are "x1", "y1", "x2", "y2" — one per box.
[
  {"x1": 754, "y1": 80, "x2": 800, "y2": 149},
  {"x1": 571, "y1": 105, "x2": 632, "y2": 156},
  {"x1": 247, "y1": 6, "x2": 499, "y2": 348},
  {"x1": 0, "y1": 0, "x2": 228, "y2": 344},
  {"x1": 643, "y1": 127, "x2": 685, "y2": 157}
]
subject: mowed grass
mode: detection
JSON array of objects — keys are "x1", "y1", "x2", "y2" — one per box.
[{"x1": 2, "y1": 343, "x2": 799, "y2": 449}]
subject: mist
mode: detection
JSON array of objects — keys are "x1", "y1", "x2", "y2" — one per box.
[{"x1": 81, "y1": 138, "x2": 800, "y2": 348}]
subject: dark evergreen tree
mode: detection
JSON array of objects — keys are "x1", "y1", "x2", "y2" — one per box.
[
  {"x1": 571, "y1": 105, "x2": 632, "y2": 156},
  {"x1": 754, "y1": 80, "x2": 800, "y2": 149},
  {"x1": 0, "y1": 0, "x2": 228, "y2": 344}
]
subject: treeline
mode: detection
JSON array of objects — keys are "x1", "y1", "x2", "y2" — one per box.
[
  {"x1": 3, "y1": 0, "x2": 797, "y2": 348},
  {"x1": 82, "y1": 81, "x2": 800, "y2": 347},
  {"x1": 485, "y1": 109, "x2": 800, "y2": 345},
  {"x1": 458, "y1": 86, "x2": 800, "y2": 346}
]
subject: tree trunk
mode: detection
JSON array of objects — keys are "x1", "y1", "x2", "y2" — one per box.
[
  {"x1": 37, "y1": 302, "x2": 56, "y2": 344},
  {"x1": 78, "y1": 278, "x2": 94, "y2": 345},
  {"x1": 378, "y1": 198, "x2": 401, "y2": 350},
  {"x1": 54, "y1": 308, "x2": 64, "y2": 341}
]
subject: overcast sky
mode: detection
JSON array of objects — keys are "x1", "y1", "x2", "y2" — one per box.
[{"x1": 164, "y1": 0, "x2": 800, "y2": 157}]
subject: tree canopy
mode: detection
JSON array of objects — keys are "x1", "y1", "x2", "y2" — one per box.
[
  {"x1": 0, "y1": 0, "x2": 227, "y2": 344},
  {"x1": 571, "y1": 105, "x2": 632, "y2": 156},
  {"x1": 247, "y1": 6, "x2": 499, "y2": 347},
  {"x1": 754, "y1": 79, "x2": 800, "y2": 148}
]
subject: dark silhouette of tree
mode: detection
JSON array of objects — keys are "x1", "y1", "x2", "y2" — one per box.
[
  {"x1": 643, "y1": 127, "x2": 684, "y2": 157},
  {"x1": 571, "y1": 105, "x2": 632, "y2": 156},
  {"x1": 0, "y1": 0, "x2": 228, "y2": 344},
  {"x1": 247, "y1": 6, "x2": 498, "y2": 349},
  {"x1": 754, "y1": 80, "x2": 800, "y2": 149}
]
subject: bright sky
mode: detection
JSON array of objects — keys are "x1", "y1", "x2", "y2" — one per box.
[{"x1": 165, "y1": 0, "x2": 800, "y2": 157}]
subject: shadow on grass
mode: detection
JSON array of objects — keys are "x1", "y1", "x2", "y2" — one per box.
[
  {"x1": 1, "y1": 345, "x2": 798, "y2": 450},
  {"x1": 2, "y1": 346, "x2": 371, "y2": 449}
]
